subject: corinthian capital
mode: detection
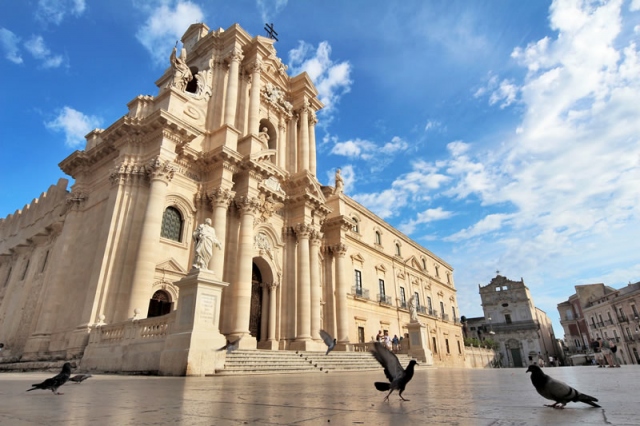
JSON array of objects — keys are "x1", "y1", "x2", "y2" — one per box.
[
  {"x1": 209, "y1": 187, "x2": 236, "y2": 208},
  {"x1": 145, "y1": 156, "x2": 175, "y2": 183},
  {"x1": 330, "y1": 243, "x2": 347, "y2": 256},
  {"x1": 294, "y1": 223, "x2": 313, "y2": 239},
  {"x1": 226, "y1": 48, "x2": 244, "y2": 64},
  {"x1": 235, "y1": 195, "x2": 261, "y2": 214}
]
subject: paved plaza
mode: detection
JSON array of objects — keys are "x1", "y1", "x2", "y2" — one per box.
[{"x1": 0, "y1": 365, "x2": 638, "y2": 425}]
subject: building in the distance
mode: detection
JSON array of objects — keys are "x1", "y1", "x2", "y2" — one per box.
[
  {"x1": 558, "y1": 282, "x2": 640, "y2": 365},
  {"x1": 0, "y1": 22, "x2": 464, "y2": 370},
  {"x1": 466, "y1": 275, "x2": 560, "y2": 367}
]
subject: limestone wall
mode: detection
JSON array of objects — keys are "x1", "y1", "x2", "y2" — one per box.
[{"x1": 464, "y1": 346, "x2": 500, "y2": 368}]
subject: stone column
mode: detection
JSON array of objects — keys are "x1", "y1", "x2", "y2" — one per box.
[
  {"x1": 127, "y1": 158, "x2": 174, "y2": 319},
  {"x1": 278, "y1": 118, "x2": 287, "y2": 169},
  {"x1": 298, "y1": 103, "x2": 310, "y2": 171},
  {"x1": 295, "y1": 223, "x2": 312, "y2": 341},
  {"x1": 208, "y1": 187, "x2": 235, "y2": 277},
  {"x1": 229, "y1": 196, "x2": 260, "y2": 344},
  {"x1": 224, "y1": 48, "x2": 243, "y2": 127},
  {"x1": 267, "y1": 281, "x2": 278, "y2": 341},
  {"x1": 309, "y1": 231, "x2": 322, "y2": 341},
  {"x1": 309, "y1": 111, "x2": 317, "y2": 176},
  {"x1": 247, "y1": 59, "x2": 262, "y2": 134},
  {"x1": 332, "y1": 243, "x2": 349, "y2": 344}
]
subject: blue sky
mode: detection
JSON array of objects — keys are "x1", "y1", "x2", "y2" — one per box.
[{"x1": 2, "y1": 0, "x2": 640, "y2": 339}]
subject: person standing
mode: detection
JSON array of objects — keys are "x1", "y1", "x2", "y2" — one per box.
[
  {"x1": 392, "y1": 335, "x2": 399, "y2": 353},
  {"x1": 609, "y1": 339, "x2": 621, "y2": 367}
]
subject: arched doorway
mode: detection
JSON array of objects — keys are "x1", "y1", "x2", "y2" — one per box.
[
  {"x1": 249, "y1": 263, "x2": 263, "y2": 341},
  {"x1": 147, "y1": 290, "x2": 172, "y2": 318}
]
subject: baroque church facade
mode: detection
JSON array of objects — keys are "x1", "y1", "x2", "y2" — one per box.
[{"x1": 0, "y1": 22, "x2": 464, "y2": 368}]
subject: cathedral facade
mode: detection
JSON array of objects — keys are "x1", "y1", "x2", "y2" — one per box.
[{"x1": 0, "y1": 23, "x2": 464, "y2": 368}]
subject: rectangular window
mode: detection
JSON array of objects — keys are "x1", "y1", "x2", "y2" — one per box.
[
  {"x1": 414, "y1": 292, "x2": 420, "y2": 307},
  {"x1": 505, "y1": 314, "x2": 512, "y2": 324},
  {"x1": 379, "y1": 279, "x2": 385, "y2": 297},
  {"x1": 632, "y1": 305, "x2": 639, "y2": 318},
  {"x1": 358, "y1": 326, "x2": 365, "y2": 343},
  {"x1": 445, "y1": 338, "x2": 450, "y2": 354},
  {"x1": 457, "y1": 340, "x2": 462, "y2": 354},
  {"x1": 354, "y1": 270, "x2": 362, "y2": 291},
  {"x1": 452, "y1": 306, "x2": 456, "y2": 321},
  {"x1": 400, "y1": 287, "x2": 406, "y2": 306},
  {"x1": 440, "y1": 301, "x2": 445, "y2": 316},
  {"x1": 427, "y1": 296, "x2": 432, "y2": 313},
  {"x1": 432, "y1": 336, "x2": 438, "y2": 354}
]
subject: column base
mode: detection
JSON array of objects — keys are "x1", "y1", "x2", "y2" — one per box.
[
  {"x1": 290, "y1": 340, "x2": 325, "y2": 351},
  {"x1": 257, "y1": 340, "x2": 279, "y2": 350}
]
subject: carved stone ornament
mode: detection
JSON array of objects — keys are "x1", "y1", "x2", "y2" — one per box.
[
  {"x1": 294, "y1": 223, "x2": 313, "y2": 239},
  {"x1": 235, "y1": 195, "x2": 261, "y2": 215},
  {"x1": 330, "y1": 243, "x2": 347, "y2": 256},
  {"x1": 146, "y1": 156, "x2": 175, "y2": 183},
  {"x1": 261, "y1": 82, "x2": 293, "y2": 113},
  {"x1": 256, "y1": 192, "x2": 284, "y2": 223},
  {"x1": 209, "y1": 187, "x2": 235, "y2": 208}
]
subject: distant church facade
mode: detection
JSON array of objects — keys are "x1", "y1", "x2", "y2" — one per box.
[{"x1": 0, "y1": 23, "x2": 463, "y2": 368}]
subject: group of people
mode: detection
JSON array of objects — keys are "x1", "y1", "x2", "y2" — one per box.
[
  {"x1": 591, "y1": 337, "x2": 621, "y2": 368},
  {"x1": 375, "y1": 330, "x2": 403, "y2": 353}
]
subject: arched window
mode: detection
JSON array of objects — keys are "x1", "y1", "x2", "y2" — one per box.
[
  {"x1": 161, "y1": 206, "x2": 183, "y2": 242},
  {"x1": 422, "y1": 258, "x2": 427, "y2": 270},
  {"x1": 375, "y1": 230, "x2": 381, "y2": 245},
  {"x1": 147, "y1": 290, "x2": 172, "y2": 318},
  {"x1": 352, "y1": 217, "x2": 359, "y2": 233},
  {"x1": 395, "y1": 243, "x2": 401, "y2": 256}
]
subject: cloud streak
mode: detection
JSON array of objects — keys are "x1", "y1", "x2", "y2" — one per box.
[{"x1": 45, "y1": 106, "x2": 102, "y2": 148}]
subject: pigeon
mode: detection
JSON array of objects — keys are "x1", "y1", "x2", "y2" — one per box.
[
  {"x1": 217, "y1": 337, "x2": 241, "y2": 353},
  {"x1": 69, "y1": 373, "x2": 92, "y2": 383},
  {"x1": 370, "y1": 342, "x2": 418, "y2": 401},
  {"x1": 319, "y1": 329, "x2": 336, "y2": 355},
  {"x1": 526, "y1": 364, "x2": 600, "y2": 408},
  {"x1": 26, "y1": 362, "x2": 72, "y2": 395}
]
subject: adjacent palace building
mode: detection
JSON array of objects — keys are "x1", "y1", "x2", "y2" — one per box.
[{"x1": 0, "y1": 22, "x2": 464, "y2": 370}]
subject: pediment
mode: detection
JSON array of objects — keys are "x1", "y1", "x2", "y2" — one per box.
[
  {"x1": 375, "y1": 264, "x2": 387, "y2": 274},
  {"x1": 350, "y1": 252, "x2": 365, "y2": 265},
  {"x1": 156, "y1": 258, "x2": 188, "y2": 274}
]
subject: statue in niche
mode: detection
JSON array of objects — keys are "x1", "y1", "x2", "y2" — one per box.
[
  {"x1": 169, "y1": 42, "x2": 192, "y2": 92},
  {"x1": 258, "y1": 127, "x2": 270, "y2": 147},
  {"x1": 334, "y1": 168, "x2": 344, "y2": 195},
  {"x1": 408, "y1": 294, "x2": 418, "y2": 323},
  {"x1": 192, "y1": 218, "x2": 222, "y2": 270}
]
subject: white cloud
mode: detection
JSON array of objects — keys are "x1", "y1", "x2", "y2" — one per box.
[
  {"x1": 257, "y1": 0, "x2": 288, "y2": 24},
  {"x1": 399, "y1": 207, "x2": 454, "y2": 235},
  {"x1": 381, "y1": 136, "x2": 409, "y2": 154},
  {"x1": 330, "y1": 138, "x2": 376, "y2": 159},
  {"x1": 445, "y1": 214, "x2": 514, "y2": 242},
  {"x1": 135, "y1": 1, "x2": 205, "y2": 66},
  {"x1": 36, "y1": 0, "x2": 86, "y2": 25},
  {"x1": 0, "y1": 28, "x2": 22, "y2": 64},
  {"x1": 288, "y1": 41, "x2": 352, "y2": 119},
  {"x1": 353, "y1": 188, "x2": 408, "y2": 220},
  {"x1": 24, "y1": 35, "x2": 64, "y2": 68},
  {"x1": 45, "y1": 107, "x2": 102, "y2": 148},
  {"x1": 424, "y1": 120, "x2": 441, "y2": 132}
]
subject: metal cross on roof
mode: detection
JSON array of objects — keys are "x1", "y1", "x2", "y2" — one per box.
[{"x1": 264, "y1": 23, "x2": 278, "y2": 41}]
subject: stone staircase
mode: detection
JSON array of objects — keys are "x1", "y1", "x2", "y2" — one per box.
[{"x1": 215, "y1": 349, "x2": 419, "y2": 376}]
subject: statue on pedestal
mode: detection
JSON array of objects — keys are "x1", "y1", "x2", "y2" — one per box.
[
  {"x1": 408, "y1": 295, "x2": 418, "y2": 323},
  {"x1": 192, "y1": 218, "x2": 222, "y2": 270},
  {"x1": 334, "y1": 168, "x2": 344, "y2": 194}
]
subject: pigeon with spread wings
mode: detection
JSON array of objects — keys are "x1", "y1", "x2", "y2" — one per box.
[
  {"x1": 526, "y1": 365, "x2": 600, "y2": 408},
  {"x1": 370, "y1": 342, "x2": 418, "y2": 401},
  {"x1": 319, "y1": 330, "x2": 336, "y2": 355},
  {"x1": 26, "y1": 362, "x2": 72, "y2": 395},
  {"x1": 217, "y1": 337, "x2": 242, "y2": 353}
]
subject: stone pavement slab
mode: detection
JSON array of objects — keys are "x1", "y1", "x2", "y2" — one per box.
[{"x1": 0, "y1": 366, "x2": 637, "y2": 425}]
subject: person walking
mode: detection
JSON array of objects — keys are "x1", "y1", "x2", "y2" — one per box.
[
  {"x1": 609, "y1": 339, "x2": 621, "y2": 367},
  {"x1": 392, "y1": 335, "x2": 399, "y2": 353}
]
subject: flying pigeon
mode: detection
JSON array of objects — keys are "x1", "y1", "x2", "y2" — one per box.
[
  {"x1": 217, "y1": 337, "x2": 241, "y2": 353},
  {"x1": 526, "y1": 364, "x2": 600, "y2": 408},
  {"x1": 319, "y1": 329, "x2": 336, "y2": 355},
  {"x1": 370, "y1": 342, "x2": 418, "y2": 401},
  {"x1": 26, "y1": 362, "x2": 72, "y2": 395},
  {"x1": 69, "y1": 373, "x2": 92, "y2": 384}
]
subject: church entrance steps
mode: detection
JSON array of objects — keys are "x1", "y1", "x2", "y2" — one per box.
[
  {"x1": 214, "y1": 349, "x2": 420, "y2": 376},
  {"x1": 0, "y1": 359, "x2": 77, "y2": 373}
]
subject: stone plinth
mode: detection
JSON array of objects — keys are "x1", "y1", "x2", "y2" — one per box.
[
  {"x1": 407, "y1": 321, "x2": 433, "y2": 365},
  {"x1": 159, "y1": 269, "x2": 229, "y2": 376}
]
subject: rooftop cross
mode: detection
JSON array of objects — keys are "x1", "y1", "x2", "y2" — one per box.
[{"x1": 264, "y1": 23, "x2": 278, "y2": 41}]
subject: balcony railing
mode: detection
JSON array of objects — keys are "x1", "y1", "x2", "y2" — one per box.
[
  {"x1": 623, "y1": 335, "x2": 635, "y2": 342},
  {"x1": 453, "y1": 316, "x2": 460, "y2": 324},
  {"x1": 428, "y1": 309, "x2": 439, "y2": 318},
  {"x1": 617, "y1": 315, "x2": 629, "y2": 324},
  {"x1": 351, "y1": 286, "x2": 370, "y2": 300},
  {"x1": 441, "y1": 313, "x2": 450, "y2": 322},
  {"x1": 491, "y1": 320, "x2": 540, "y2": 332},
  {"x1": 399, "y1": 301, "x2": 407, "y2": 309},
  {"x1": 377, "y1": 294, "x2": 393, "y2": 305},
  {"x1": 596, "y1": 322, "x2": 605, "y2": 328},
  {"x1": 416, "y1": 305, "x2": 427, "y2": 315},
  {"x1": 604, "y1": 319, "x2": 614, "y2": 326}
]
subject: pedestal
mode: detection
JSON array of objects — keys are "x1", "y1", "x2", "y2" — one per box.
[
  {"x1": 159, "y1": 269, "x2": 229, "y2": 376},
  {"x1": 407, "y1": 321, "x2": 434, "y2": 365}
]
